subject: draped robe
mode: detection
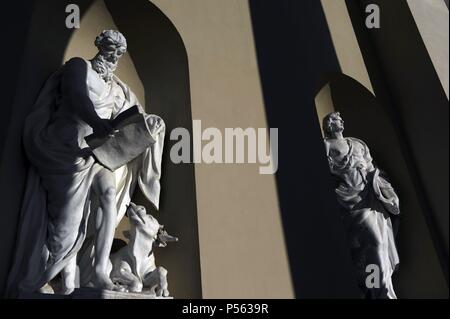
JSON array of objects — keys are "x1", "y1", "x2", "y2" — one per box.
[
  {"x1": 6, "y1": 59, "x2": 165, "y2": 297},
  {"x1": 327, "y1": 137, "x2": 400, "y2": 299}
]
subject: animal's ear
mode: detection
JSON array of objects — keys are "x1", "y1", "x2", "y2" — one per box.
[
  {"x1": 158, "y1": 242, "x2": 167, "y2": 248},
  {"x1": 122, "y1": 230, "x2": 131, "y2": 240},
  {"x1": 154, "y1": 229, "x2": 179, "y2": 248}
]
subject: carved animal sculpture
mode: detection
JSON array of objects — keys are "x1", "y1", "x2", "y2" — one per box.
[{"x1": 110, "y1": 202, "x2": 178, "y2": 296}]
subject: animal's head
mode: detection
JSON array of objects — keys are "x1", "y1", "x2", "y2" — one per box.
[{"x1": 125, "y1": 202, "x2": 178, "y2": 247}]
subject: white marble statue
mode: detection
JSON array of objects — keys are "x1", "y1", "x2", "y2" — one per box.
[
  {"x1": 108, "y1": 203, "x2": 177, "y2": 296},
  {"x1": 323, "y1": 112, "x2": 400, "y2": 299},
  {"x1": 6, "y1": 30, "x2": 166, "y2": 297}
]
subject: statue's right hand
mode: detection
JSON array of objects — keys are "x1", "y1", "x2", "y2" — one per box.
[{"x1": 93, "y1": 119, "x2": 116, "y2": 138}]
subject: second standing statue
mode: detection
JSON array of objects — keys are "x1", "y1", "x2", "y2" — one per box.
[{"x1": 323, "y1": 112, "x2": 400, "y2": 299}]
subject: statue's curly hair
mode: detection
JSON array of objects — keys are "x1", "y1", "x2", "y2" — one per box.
[
  {"x1": 322, "y1": 112, "x2": 341, "y2": 138},
  {"x1": 95, "y1": 30, "x2": 127, "y2": 51}
]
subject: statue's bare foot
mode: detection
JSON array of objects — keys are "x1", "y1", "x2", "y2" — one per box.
[
  {"x1": 38, "y1": 283, "x2": 55, "y2": 294},
  {"x1": 91, "y1": 273, "x2": 116, "y2": 291},
  {"x1": 60, "y1": 287, "x2": 75, "y2": 295}
]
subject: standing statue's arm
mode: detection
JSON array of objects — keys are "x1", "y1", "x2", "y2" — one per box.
[
  {"x1": 62, "y1": 57, "x2": 113, "y2": 137},
  {"x1": 323, "y1": 139, "x2": 336, "y2": 170},
  {"x1": 362, "y1": 141, "x2": 376, "y2": 172}
]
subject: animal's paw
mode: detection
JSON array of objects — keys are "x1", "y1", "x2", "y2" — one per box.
[
  {"x1": 113, "y1": 285, "x2": 128, "y2": 293},
  {"x1": 161, "y1": 288, "x2": 170, "y2": 298},
  {"x1": 129, "y1": 282, "x2": 144, "y2": 293},
  {"x1": 38, "y1": 283, "x2": 55, "y2": 294}
]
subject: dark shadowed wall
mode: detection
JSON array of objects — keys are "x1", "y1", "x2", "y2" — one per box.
[{"x1": 347, "y1": 0, "x2": 449, "y2": 286}]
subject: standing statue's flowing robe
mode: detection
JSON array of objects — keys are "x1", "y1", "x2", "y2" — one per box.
[
  {"x1": 6, "y1": 60, "x2": 165, "y2": 297},
  {"x1": 327, "y1": 137, "x2": 400, "y2": 299}
]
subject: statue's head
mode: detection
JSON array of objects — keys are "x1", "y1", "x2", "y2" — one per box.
[
  {"x1": 125, "y1": 202, "x2": 178, "y2": 248},
  {"x1": 92, "y1": 30, "x2": 126, "y2": 81},
  {"x1": 95, "y1": 30, "x2": 127, "y2": 64},
  {"x1": 323, "y1": 112, "x2": 344, "y2": 138}
]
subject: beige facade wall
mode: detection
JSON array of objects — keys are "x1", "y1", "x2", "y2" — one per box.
[
  {"x1": 317, "y1": 0, "x2": 374, "y2": 131},
  {"x1": 407, "y1": 0, "x2": 449, "y2": 99},
  {"x1": 315, "y1": 84, "x2": 335, "y2": 134},
  {"x1": 151, "y1": 0, "x2": 294, "y2": 298},
  {"x1": 320, "y1": 0, "x2": 374, "y2": 93}
]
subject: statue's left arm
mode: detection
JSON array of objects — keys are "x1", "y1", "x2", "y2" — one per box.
[{"x1": 361, "y1": 140, "x2": 400, "y2": 216}]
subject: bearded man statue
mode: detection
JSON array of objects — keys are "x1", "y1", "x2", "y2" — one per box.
[{"x1": 6, "y1": 30, "x2": 165, "y2": 296}]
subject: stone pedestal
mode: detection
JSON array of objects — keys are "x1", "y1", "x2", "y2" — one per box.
[{"x1": 19, "y1": 288, "x2": 173, "y2": 299}]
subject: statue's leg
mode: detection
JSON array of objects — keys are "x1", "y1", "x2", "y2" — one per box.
[
  {"x1": 143, "y1": 266, "x2": 169, "y2": 297},
  {"x1": 61, "y1": 256, "x2": 77, "y2": 295},
  {"x1": 360, "y1": 213, "x2": 395, "y2": 299},
  {"x1": 91, "y1": 168, "x2": 117, "y2": 291},
  {"x1": 111, "y1": 269, "x2": 143, "y2": 293}
]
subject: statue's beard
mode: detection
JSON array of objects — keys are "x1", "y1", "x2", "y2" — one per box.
[{"x1": 91, "y1": 55, "x2": 118, "y2": 82}]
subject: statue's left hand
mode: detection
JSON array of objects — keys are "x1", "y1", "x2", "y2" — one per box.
[
  {"x1": 79, "y1": 147, "x2": 94, "y2": 158},
  {"x1": 147, "y1": 115, "x2": 164, "y2": 136},
  {"x1": 93, "y1": 119, "x2": 116, "y2": 138}
]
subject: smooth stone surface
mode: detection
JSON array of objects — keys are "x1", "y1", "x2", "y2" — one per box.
[
  {"x1": 19, "y1": 288, "x2": 173, "y2": 299},
  {"x1": 71, "y1": 288, "x2": 173, "y2": 299}
]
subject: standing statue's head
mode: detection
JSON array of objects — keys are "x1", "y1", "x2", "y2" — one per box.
[
  {"x1": 323, "y1": 112, "x2": 345, "y2": 138},
  {"x1": 92, "y1": 30, "x2": 127, "y2": 81}
]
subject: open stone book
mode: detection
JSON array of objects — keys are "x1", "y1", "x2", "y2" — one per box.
[{"x1": 85, "y1": 106, "x2": 155, "y2": 171}]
